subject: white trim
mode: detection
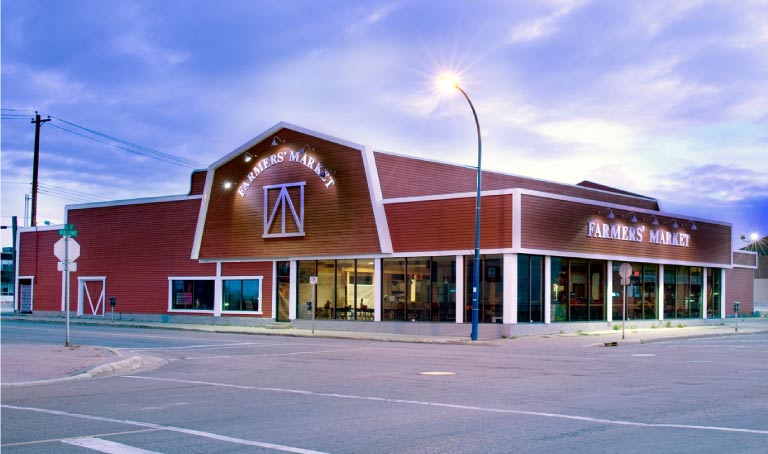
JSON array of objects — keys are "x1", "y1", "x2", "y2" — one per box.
[
  {"x1": 606, "y1": 260, "x2": 613, "y2": 322},
  {"x1": 66, "y1": 194, "x2": 201, "y2": 212},
  {"x1": 17, "y1": 224, "x2": 63, "y2": 233},
  {"x1": 732, "y1": 250, "x2": 758, "y2": 269},
  {"x1": 220, "y1": 275, "x2": 264, "y2": 315},
  {"x1": 544, "y1": 255, "x2": 552, "y2": 324},
  {"x1": 363, "y1": 146, "x2": 393, "y2": 254},
  {"x1": 373, "y1": 258, "x2": 382, "y2": 321},
  {"x1": 702, "y1": 267, "x2": 709, "y2": 320},
  {"x1": 383, "y1": 188, "x2": 515, "y2": 205},
  {"x1": 658, "y1": 264, "x2": 665, "y2": 321},
  {"x1": 720, "y1": 268, "x2": 726, "y2": 319},
  {"x1": 192, "y1": 169, "x2": 215, "y2": 260},
  {"x1": 214, "y1": 262, "x2": 222, "y2": 316},
  {"x1": 515, "y1": 247, "x2": 730, "y2": 269},
  {"x1": 77, "y1": 276, "x2": 107, "y2": 317},
  {"x1": 272, "y1": 261, "x2": 278, "y2": 320},
  {"x1": 455, "y1": 255, "x2": 464, "y2": 323},
  {"x1": 503, "y1": 253, "x2": 517, "y2": 324},
  {"x1": 167, "y1": 276, "x2": 216, "y2": 313},
  {"x1": 289, "y1": 260, "x2": 297, "y2": 320},
  {"x1": 512, "y1": 189, "x2": 522, "y2": 249}
]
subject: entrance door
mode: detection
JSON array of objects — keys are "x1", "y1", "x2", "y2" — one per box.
[
  {"x1": 276, "y1": 261, "x2": 290, "y2": 322},
  {"x1": 79, "y1": 277, "x2": 106, "y2": 317},
  {"x1": 19, "y1": 278, "x2": 33, "y2": 313}
]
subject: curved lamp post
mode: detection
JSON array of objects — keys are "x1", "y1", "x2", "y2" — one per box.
[{"x1": 438, "y1": 75, "x2": 482, "y2": 341}]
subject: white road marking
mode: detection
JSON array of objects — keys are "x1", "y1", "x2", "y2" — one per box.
[
  {"x1": 2, "y1": 405, "x2": 330, "y2": 454},
  {"x1": 123, "y1": 376, "x2": 768, "y2": 436},
  {"x1": 62, "y1": 437, "x2": 163, "y2": 454}
]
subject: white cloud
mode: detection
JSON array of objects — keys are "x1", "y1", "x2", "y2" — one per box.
[
  {"x1": 531, "y1": 118, "x2": 639, "y2": 153},
  {"x1": 506, "y1": 0, "x2": 586, "y2": 44},
  {"x1": 346, "y1": 2, "x2": 401, "y2": 35}
]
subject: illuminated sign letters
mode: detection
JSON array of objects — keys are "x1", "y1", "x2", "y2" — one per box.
[
  {"x1": 237, "y1": 150, "x2": 335, "y2": 197},
  {"x1": 586, "y1": 221, "x2": 690, "y2": 247}
]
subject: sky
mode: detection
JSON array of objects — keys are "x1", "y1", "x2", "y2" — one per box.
[{"x1": 2, "y1": 0, "x2": 767, "y2": 250}]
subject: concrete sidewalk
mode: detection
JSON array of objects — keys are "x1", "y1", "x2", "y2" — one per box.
[{"x1": 2, "y1": 316, "x2": 767, "y2": 386}]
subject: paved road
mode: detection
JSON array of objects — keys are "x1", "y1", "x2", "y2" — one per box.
[{"x1": 2, "y1": 322, "x2": 767, "y2": 453}]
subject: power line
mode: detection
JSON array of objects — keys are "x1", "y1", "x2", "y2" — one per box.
[
  {"x1": 47, "y1": 122, "x2": 202, "y2": 169},
  {"x1": 49, "y1": 115, "x2": 204, "y2": 168}
]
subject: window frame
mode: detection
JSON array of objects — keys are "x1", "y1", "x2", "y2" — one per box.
[
  {"x1": 222, "y1": 276, "x2": 263, "y2": 314},
  {"x1": 168, "y1": 276, "x2": 216, "y2": 313}
]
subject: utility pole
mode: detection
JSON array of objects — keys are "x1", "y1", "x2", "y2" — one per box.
[{"x1": 30, "y1": 112, "x2": 51, "y2": 227}]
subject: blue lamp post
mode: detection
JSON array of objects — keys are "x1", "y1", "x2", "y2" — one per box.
[{"x1": 438, "y1": 75, "x2": 482, "y2": 341}]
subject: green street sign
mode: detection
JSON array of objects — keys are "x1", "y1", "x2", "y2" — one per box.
[{"x1": 59, "y1": 228, "x2": 78, "y2": 237}]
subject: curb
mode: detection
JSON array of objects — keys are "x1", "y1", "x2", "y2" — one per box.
[{"x1": 1, "y1": 354, "x2": 168, "y2": 388}]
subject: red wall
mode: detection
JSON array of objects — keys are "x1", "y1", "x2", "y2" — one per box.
[{"x1": 725, "y1": 267, "x2": 755, "y2": 315}]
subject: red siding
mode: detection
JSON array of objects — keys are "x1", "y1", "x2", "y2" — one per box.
[
  {"x1": 733, "y1": 251, "x2": 758, "y2": 267},
  {"x1": 189, "y1": 170, "x2": 207, "y2": 195},
  {"x1": 18, "y1": 229, "x2": 64, "y2": 312},
  {"x1": 521, "y1": 194, "x2": 732, "y2": 264},
  {"x1": 375, "y1": 152, "x2": 660, "y2": 210},
  {"x1": 725, "y1": 268, "x2": 754, "y2": 315},
  {"x1": 63, "y1": 198, "x2": 216, "y2": 314},
  {"x1": 385, "y1": 195, "x2": 512, "y2": 252},
  {"x1": 200, "y1": 128, "x2": 381, "y2": 259}
]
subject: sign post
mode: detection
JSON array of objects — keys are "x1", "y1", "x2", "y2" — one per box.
[
  {"x1": 619, "y1": 263, "x2": 633, "y2": 340},
  {"x1": 54, "y1": 224, "x2": 79, "y2": 347},
  {"x1": 309, "y1": 276, "x2": 318, "y2": 334}
]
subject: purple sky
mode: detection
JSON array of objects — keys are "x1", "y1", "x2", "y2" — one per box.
[{"x1": 2, "y1": 0, "x2": 766, "y2": 249}]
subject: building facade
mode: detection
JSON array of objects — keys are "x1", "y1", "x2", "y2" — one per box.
[{"x1": 15, "y1": 123, "x2": 746, "y2": 336}]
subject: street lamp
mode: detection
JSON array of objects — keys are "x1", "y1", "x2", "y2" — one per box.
[{"x1": 438, "y1": 74, "x2": 482, "y2": 341}]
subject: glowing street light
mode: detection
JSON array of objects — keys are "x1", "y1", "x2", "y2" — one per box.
[{"x1": 437, "y1": 73, "x2": 482, "y2": 341}]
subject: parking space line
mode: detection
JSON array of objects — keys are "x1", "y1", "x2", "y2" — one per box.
[
  {"x1": 123, "y1": 376, "x2": 768, "y2": 436},
  {"x1": 62, "y1": 437, "x2": 163, "y2": 453},
  {"x1": 2, "y1": 404, "x2": 330, "y2": 454}
]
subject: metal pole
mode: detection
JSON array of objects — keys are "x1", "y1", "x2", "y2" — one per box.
[
  {"x1": 65, "y1": 235, "x2": 70, "y2": 346},
  {"x1": 456, "y1": 86, "x2": 482, "y2": 341},
  {"x1": 312, "y1": 283, "x2": 316, "y2": 334},
  {"x1": 622, "y1": 283, "x2": 626, "y2": 340}
]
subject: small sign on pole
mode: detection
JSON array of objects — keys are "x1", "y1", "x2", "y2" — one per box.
[
  {"x1": 618, "y1": 263, "x2": 633, "y2": 340},
  {"x1": 310, "y1": 276, "x2": 318, "y2": 334}
]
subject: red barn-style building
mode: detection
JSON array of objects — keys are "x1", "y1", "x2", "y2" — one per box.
[{"x1": 15, "y1": 123, "x2": 756, "y2": 337}]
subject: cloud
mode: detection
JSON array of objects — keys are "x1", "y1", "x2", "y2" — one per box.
[
  {"x1": 346, "y1": 2, "x2": 402, "y2": 35},
  {"x1": 506, "y1": 0, "x2": 586, "y2": 44}
]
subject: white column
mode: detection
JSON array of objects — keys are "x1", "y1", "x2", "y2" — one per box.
[
  {"x1": 720, "y1": 268, "x2": 726, "y2": 319},
  {"x1": 658, "y1": 264, "x2": 665, "y2": 321},
  {"x1": 289, "y1": 260, "x2": 297, "y2": 320},
  {"x1": 374, "y1": 258, "x2": 382, "y2": 322},
  {"x1": 214, "y1": 261, "x2": 222, "y2": 317},
  {"x1": 455, "y1": 255, "x2": 464, "y2": 324},
  {"x1": 702, "y1": 267, "x2": 708, "y2": 319},
  {"x1": 606, "y1": 260, "x2": 613, "y2": 322},
  {"x1": 504, "y1": 253, "x2": 517, "y2": 324},
  {"x1": 544, "y1": 256, "x2": 552, "y2": 324}
]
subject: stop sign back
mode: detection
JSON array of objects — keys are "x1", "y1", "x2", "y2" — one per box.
[{"x1": 54, "y1": 237, "x2": 81, "y2": 262}]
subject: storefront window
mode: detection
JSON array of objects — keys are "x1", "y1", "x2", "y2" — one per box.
[
  {"x1": 382, "y1": 257, "x2": 456, "y2": 322},
  {"x1": 297, "y1": 259, "x2": 374, "y2": 321},
  {"x1": 223, "y1": 279, "x2": 261, "y2": 312},
  {"x1": 465, "y1": 255, "x2": 502, "y2": 323},
  {"x1": 170, "y1": 279, "x2": 214, "y2": 311},
  {"x1": 707, "y1": 268, "x2": 722, "y2": 318},
  {"x1": 663, "y1": 265, "x2": 701, "y2": 319},
  {"x1": 613, "y1": 263, "x2": 657, "y2": 320},
  {"x1": 518, "y1": 254, "x2": 544, "y2": 323},
  {"x1": 554, "y1": 258, "x2": 605, "y2": 322}
]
